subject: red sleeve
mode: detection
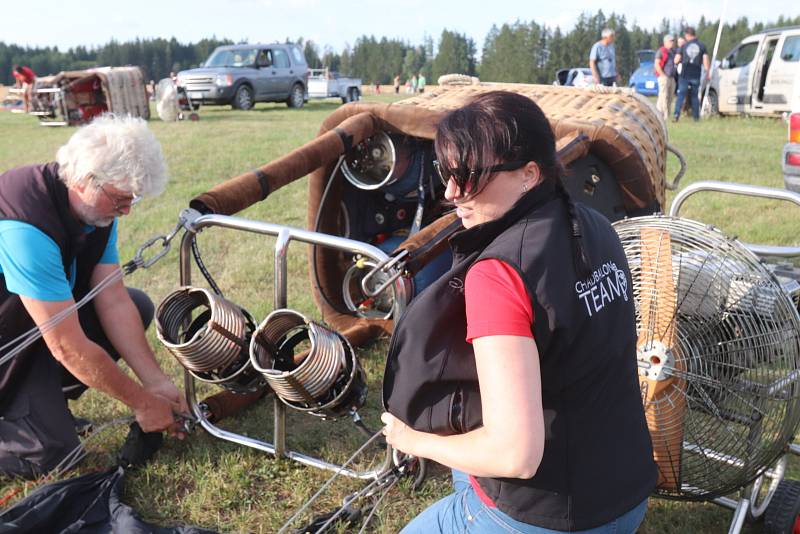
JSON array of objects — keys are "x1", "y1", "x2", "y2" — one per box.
[
  {"x1": 465, "y1": 259, "x2": 534, "y2": 343},
  {"x1": 20, "y1": 67, "x2": 36, "y2": 83}
]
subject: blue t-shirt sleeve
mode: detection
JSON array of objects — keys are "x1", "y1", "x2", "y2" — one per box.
[
  {"x1": 98, "y1": 218, "x2": 119, "y2": 264},
  {"x1": 0, "y1": 222, "x2": 72, "y2": 301},
  {"x1": 589, "y1": 43, "x2": 599, "y2": 61}
]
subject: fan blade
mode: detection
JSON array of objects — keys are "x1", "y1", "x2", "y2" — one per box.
[{"x1": 638, "y1": 227, "x2": 686, "y2": 491}]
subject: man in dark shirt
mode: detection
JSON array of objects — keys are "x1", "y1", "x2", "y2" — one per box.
[{"x1": 673, "y1": 27, "x2": 710, "y2": 121}]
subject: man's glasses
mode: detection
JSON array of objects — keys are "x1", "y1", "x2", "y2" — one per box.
[
  {"x1": 433, "y1": 160, "x2": 530, "y2": 197},
  {"x1": 96, "y1": 182, "x2": 142, "y2": 211}
]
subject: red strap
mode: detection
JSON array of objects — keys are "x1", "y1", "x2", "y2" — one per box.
[{"x1": 470, "y1": 475, "x2": 498, "y2": 508}]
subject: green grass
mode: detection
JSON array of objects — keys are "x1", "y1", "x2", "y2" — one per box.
[{"x1": 0, "y1": 95, "x2": 797, "y2": 533}]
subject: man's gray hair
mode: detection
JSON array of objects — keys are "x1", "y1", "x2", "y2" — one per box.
[
  {"x1": 663, "y1": 34, "x2": 674, "y2": 44},
  {"x1": 601, "y1": 28, "x2": 615, "y2": 39},
  {"x1": 56, "y1": 114, "x2": 167, "y2": 197}
]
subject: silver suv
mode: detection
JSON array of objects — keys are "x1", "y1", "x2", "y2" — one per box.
[{"x1": 177, "y1": 43, "x2": 309, "y2": 110}]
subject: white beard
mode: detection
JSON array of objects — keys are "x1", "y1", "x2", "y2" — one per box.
[{"x1": 73, "y1": 197, "x2": 114, "y2": 227}]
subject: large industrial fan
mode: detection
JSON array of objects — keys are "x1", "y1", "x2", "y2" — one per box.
[{"x1": 614, "y1": 214, "x2": 800, "y2": 532}]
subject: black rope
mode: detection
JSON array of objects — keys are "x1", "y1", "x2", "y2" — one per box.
[
  {"x1": 191, "y1": 235, "x2": 224, "y2": 296},
  {"x1": 312, "y1": 159, "x2": 358, "y2": 316},
  {"x1": 292, "y1": 504, "x2": 367, "y2": 534},
  {"x1": 410, "y1": 148, "x2": 428, "y2": 236}
]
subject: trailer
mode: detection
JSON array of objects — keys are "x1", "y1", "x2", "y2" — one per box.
[
  {"x1": 29, "y1": 66, "x2": 149, "y2": 126},
  {"x1": 307, "y1": 68, "x2": 361, "y2": 104}
]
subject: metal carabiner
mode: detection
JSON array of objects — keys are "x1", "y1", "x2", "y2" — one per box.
[
  {"x1": 175, "y1": 412, "x2": 198, "y2": 434},
  {"x1": 131, "y1": 215, "x2": 191, "y2": 271},
  {"x1": 132, "y1": 234, "x2": 171, "y2": 269},
  {"x1": 360, "y1": 249, "x2": 409, "y2": 298}
]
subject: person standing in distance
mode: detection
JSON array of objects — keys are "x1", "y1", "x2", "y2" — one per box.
[
  {"x1": 590, "y1": 28, "x2": 618, "y2": 86},
  {"x1": 655, "y1": 34, "x2": 677, "y2": 121},
  {"x1": 673, "y1": 27, "x2": 710, "y2": 121}
]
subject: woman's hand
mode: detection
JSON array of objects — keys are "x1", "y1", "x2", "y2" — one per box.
[{"x1": 381, "y1": 412, "x2": 421, "y2": 456}]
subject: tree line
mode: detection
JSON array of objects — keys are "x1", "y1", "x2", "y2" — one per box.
[{"x1": 2, "y1": 12, "x2": 799, "y2": 87}]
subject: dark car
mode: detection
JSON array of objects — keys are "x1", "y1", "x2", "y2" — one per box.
[
  {"x1": 177, "y1": 43, "x2": 309, "y2": 110},
  {"x1": 629, "y1": 50, "x2": 658, "y2": 96}
]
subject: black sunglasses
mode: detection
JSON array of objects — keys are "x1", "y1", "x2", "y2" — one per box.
[{"x1": 433, "y1": 160, "x2": 530, "y2": 196}]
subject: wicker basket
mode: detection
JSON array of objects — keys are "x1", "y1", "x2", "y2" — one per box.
[
  {"x1": 191, "y1": 82, "x2": 669, "y2": 345},
  {"x1": 397, "y1": 82, "x2": 667, "y2": 208}
]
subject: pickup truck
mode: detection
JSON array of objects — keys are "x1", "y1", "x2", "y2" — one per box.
[
  {"x1": 307, "y1": 69, "x2": 361, "y2": 103},
  {"x1": 177, "y1": 43, "x2": 309, "y2": 110}
]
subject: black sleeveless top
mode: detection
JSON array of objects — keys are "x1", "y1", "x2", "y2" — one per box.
[
  {"x1": 0, "y1": 163, "x2": 111, "y2": 411},
  {"x1": 383, "y1": 180, "x2": 656, "y2": 530}
]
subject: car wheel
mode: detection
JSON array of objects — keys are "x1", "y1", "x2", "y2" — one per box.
[
  {"x1": 764, "y1": 480, "x2": 800, "y2": 534},
  {"x1": 232, "y1": 85, "x2": 254, "y2": 110},
  {"x1": 286, "y1": 84, "x2": 305, "y2": 108},
  {"x1": 705, "y1": 89, "x2": 719, "y2": 116}
]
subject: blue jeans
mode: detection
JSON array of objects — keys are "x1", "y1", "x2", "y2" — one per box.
[
  {"x1": 674, "y1": 77, "x2": 701, "y2": 120},
  {"x1": 400, "y1": 470, "x2": 648, "y2": 534}
]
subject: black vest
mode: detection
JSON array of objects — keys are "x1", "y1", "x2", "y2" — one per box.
[
  {"x1": 0, "y1": 163, "x2": 111, "y2": 411},
  {"x1": 383, "y1": 181, "x2": 657, "y2": 530}
]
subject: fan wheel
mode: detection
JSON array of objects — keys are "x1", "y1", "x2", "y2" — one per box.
[{"x1": 764, "y1": 479, "x2": 800, "y2": 534}]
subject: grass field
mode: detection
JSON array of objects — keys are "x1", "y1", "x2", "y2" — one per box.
[{"x1": 0, "y1": 93, "x2": 797, "y2": 534}]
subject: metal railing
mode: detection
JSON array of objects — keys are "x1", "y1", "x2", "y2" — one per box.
[
  {"x1": 178, "y1": 211, "x2": 407, "y2": 479},
  {"x1": 669, "y1": 181, "x2": 800, "y2": 258}
]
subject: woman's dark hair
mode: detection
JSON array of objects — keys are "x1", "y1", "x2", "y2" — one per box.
[{"x1": 434, "y1": 91, "x2": 563, "y2": 195}]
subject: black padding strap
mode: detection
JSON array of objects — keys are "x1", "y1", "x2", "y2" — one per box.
[
  {"x1": 253, "y1": 169, "x2": 271, "y2": 200},
  {"x1": 334, "y1": 127, "x2": 354, "y2": 153}
]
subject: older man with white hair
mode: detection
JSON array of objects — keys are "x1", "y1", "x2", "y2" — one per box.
[
  {"x1": 0, "y1": 115, "x2": 187, "y2": 478},
  {"x1": 589, "y1": 28, "x2": 617, "y2": 86}
]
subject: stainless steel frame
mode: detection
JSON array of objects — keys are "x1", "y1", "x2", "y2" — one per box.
[
  {"x1": 669, "y1": 181, "x2": 800, "y2": 258},
  {"x1": 178, "y1": 212, "x2": 408, "y2": 479}
]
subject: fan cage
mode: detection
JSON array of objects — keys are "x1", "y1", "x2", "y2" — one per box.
[{"x1": 614, "y1": 215, "x2": 800, "y2": 499}]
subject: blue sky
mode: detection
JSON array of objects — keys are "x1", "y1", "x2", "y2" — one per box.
[{"x1": 2, "y1": 0, "x2": 794, "y2": 54}]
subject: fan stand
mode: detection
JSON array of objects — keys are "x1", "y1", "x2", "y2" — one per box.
[{"x1": 175, "y1": 208, "x2": 409, "y2": 480}]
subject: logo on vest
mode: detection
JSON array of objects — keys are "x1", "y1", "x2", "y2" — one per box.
[
  {"x1": 574, "y1": 261, "x2": 629, "y2": 317},
  {"x1": 449, "y1": 277, "x2": 464, "y2": 293}
]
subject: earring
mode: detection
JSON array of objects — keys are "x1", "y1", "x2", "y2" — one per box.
[{"x1": 522, "y1": 182, "x2": 529, "y2": 193}]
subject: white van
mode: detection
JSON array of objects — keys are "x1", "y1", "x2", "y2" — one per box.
[{"x1": 716, "y1": 26, "x2": 800, "y2": 116}]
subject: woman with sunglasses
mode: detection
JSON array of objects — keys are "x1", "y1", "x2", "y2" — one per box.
[{"x1": 381, "y1": 91, "x2": 656, "y2": 533}]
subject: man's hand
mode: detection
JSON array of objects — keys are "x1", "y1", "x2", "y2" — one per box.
[
  {"x1": 135, "y1": 391, "x2": 186, "y2": 439},
  {"x1": 136, "y1": 391, "x2": 178, "y2": 432},
  {"x1": 144, "y1": 375, "x2": 189, "y2": 414}
]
